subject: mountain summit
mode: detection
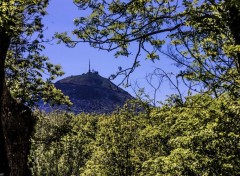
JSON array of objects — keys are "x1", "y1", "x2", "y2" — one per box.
[{"x1": 54, "y1": 71, "x2": 133, "y2": 114}]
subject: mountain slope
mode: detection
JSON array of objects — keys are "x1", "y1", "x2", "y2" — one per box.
[{"x1": 52, "y1": 72, "x2": 133, "y2": 114}]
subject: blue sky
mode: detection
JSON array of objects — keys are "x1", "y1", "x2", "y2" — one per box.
[{"x1": 42, "y1": 0, "x2": 184, "y2": 104}]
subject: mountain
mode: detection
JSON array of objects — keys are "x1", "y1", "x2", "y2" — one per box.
[{"x1": 47, "y1": 71, "x2": 133, "y2": 114}]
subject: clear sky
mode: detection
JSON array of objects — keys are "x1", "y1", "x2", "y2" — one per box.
[{"x1": 43, "y1": 0, "x2": 184, "y2": 104}]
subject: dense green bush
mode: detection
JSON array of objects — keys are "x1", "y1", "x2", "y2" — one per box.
[{"x1": 29, "y1": 95, "x2": 240, "y2": 175}]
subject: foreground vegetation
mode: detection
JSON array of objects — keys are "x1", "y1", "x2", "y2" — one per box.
[
  {"x1": 29, "y1": 94, "x2": 240, "y2": 176},
  {"x1": 1, "y1": 0, "x2": 240, "y2": 175}
]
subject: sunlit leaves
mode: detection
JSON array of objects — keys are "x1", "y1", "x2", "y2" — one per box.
[
  {"x1": 1, "y1": 0, "x2": 71, "y2": 107},
  {"x1": 65, "y1": 0, "x2": 240, "y2": 96},
  {"x1": 168, "y1": 0, "x2": 240, "y2": 97},
  {"x1": 30, "y1": 94, "x2": 240, "y2": 175},
  {"x1": 0, "y1": 0, "x2": 48, "y2": 36},
  {"x1": 57, "y1": 0, "x2": 182, "y2": 74}
]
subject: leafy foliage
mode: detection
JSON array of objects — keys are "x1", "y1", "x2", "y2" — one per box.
[
  {"x1": 56, "y1": 0, "x2": 182, "y2": 84},
  {"x1": 30, "y1": 111, "x2": 99, "y2": 175},
  {"x1": 0, "y1": 0, "x2": 71, "y2": 106},
  {"x1": 30, "y1": 95, "x2": 240, "y2": 175},
  {"x1": 3, "y1": 1, "x2": 238, "y2": 175},
  {"x1": 169, "y1": 0, "x2": 240, "y2": 97},
  {"x1": 57, "y1": 0, "x2": 240, "y2": 94}
]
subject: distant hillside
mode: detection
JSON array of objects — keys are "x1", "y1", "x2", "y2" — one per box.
[{"x1": 41, "y1": 71, "x2": 133, "y2": 114}]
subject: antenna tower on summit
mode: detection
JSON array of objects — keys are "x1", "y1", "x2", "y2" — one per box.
[{"x1": 88, "y1": 59, "x2": 91, "y2": 73}]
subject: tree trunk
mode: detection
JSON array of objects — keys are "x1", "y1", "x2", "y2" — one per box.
[
  {"x1": 227, "y1": 4, "x2": 240, "y2": 73},
  {"x1": 1, "y1": 84, "x2": 34, "y2": 176},
  {"x1": 0, "y1": 32, "x2": 34, "y2": 176},
  {"x1": 0, "y1": 31, "x2": 11, "y2": 176}
]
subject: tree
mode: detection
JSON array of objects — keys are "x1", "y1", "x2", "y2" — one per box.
[
  {"x1": 140, "y1": 94, "x2": 240, "y2": 175},
  {"x1": 30, "y1": 94, "x2": 240, "y2": 175},
  {"x1": 167, "y1": 0, "x2": 240, "y2": 98},
  {"x1": 0, "y1": 1, "x2": 70, "y2": 175},
  {"x1": 53, "y1": 1, "x2": 240, "y2": 175},
  {"x1": 57, "y1": 0, "x2": 240, "y2": 96},
  {"x1": 30, "y1": 112, "x2": 98, "y2": 176},
  {"x1": 57, "y1": 0, "x2": 183, "y2": 85}
]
